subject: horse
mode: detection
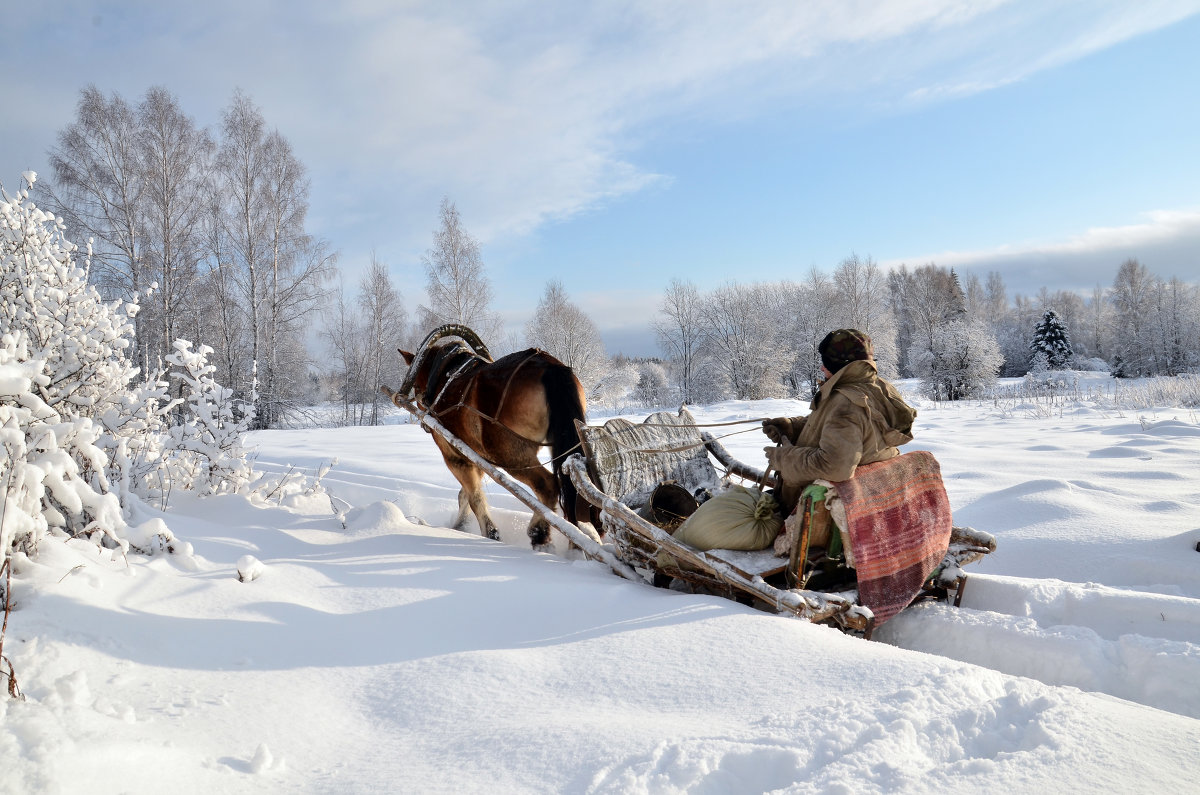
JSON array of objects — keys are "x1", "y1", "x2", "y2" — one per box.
[{"x1": 390, "y1": 324, "x2": 587, "y2": 550}]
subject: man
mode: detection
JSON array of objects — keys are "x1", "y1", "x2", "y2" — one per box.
[{"x1": 763, "y1": 328, "x2": 917, "y2": 516}]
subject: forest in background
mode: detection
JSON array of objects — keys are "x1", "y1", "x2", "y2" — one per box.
[{"x1": 29, "y1": 85, "x2": 1200, "y2": 427}]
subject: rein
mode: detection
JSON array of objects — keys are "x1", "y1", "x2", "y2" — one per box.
[{"x1": 597, "y1": 416, "x2": 772, "y2": 456}]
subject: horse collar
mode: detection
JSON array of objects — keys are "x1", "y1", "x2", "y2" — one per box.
[{"x1": 423, "y1": 344, "x2": 478, "y2": 409}]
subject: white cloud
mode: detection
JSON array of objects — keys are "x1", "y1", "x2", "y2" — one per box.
[
  {"x1": 5, "y1": 1, "x2": 1198, "y2": 271},
  {"x1": 882, "y1": 208, "x2": 1200, "y2": 292},
  {"x1": 19, "y1": 1, "x2": 1183, "y2": 239}
]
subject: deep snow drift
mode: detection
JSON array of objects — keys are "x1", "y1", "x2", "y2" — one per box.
[{"x1": 2, "y1": 386, "x2": 1199, "y2": 793}]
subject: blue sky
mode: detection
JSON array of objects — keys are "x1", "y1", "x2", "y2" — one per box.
[{"x1": 4, "y1": 1, "x2": 1199, "y2": 355}]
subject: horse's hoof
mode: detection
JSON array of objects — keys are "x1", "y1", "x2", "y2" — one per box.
[{"x1": 527, "y1": 527, "x2": 551, "y2": 549}]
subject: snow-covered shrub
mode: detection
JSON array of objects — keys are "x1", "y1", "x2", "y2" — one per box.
[
  {"x1": 0, "y1": 174, "x2": 174, "y2": 554},
  {"x1": 631, "y1": 360, "x2": 671, "y2": 408},
  {"x1": 164, "y1": 339, "x2": 255, "y2": 495},
  {"x1": 911, "y1": 320, "x2": 1003, "y2": 401},
  {"x1": 0, "y1": 174, "x2": 195, "y2": 556},
  {"x1": 1076, "y1": 357, "x2": 1111, "y2": 373},
  {"x1": 589, "y1": 359, "x2": 639, "y2": 409}
]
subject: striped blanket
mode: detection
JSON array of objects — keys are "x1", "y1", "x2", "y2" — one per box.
[{"x1": 834, "y1": 451, "x2": 952, "y2": 625}]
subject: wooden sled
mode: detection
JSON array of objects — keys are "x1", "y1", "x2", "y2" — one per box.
[
  {"x1": 385, "y1": 383, "x2": 994, "y2": 637},
  {"x1": 565, "y1": 407, "x2": 996, "y2": 637}
]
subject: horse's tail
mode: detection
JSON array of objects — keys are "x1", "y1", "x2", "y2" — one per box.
[{"x1": 541, "y1": 363, "x2": 586, "y2": 525}]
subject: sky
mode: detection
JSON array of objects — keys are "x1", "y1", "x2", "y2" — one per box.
[{"x1": 4, "y1": 1, "x2": 1200, "y2": 355}]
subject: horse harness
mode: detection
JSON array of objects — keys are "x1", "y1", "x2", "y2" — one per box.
[{"x1": 416, "y1": 344, "x2": 552, "y2": 452}]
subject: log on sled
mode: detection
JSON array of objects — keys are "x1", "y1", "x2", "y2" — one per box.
[{"x1": 567, "y1": 407, "x2": 996, "y2": 636}]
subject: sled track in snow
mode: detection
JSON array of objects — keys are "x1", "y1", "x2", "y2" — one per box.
[{"x1": 876, "y1": 573, "x2": 1200, "y2": 719}]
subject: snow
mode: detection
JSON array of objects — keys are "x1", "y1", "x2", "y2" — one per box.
[{"x1": 3, "y1": 389, "x2": 1200, "y2": 793}]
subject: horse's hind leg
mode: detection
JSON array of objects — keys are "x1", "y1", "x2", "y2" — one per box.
[{"x1": 509, "y1": 464, "x2": 558, "y2": 551}]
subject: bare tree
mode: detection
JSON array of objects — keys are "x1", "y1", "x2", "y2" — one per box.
[
  {"x1": 211, "y1": 90, "x2": 268, "y2": 402},
  {"x1": 983, "y1": 272, "x2": 1009, "y2": 327},
  {"x1": 1148, "y1": 277, "x2": 1200, "y2": 376},
  {"x1": 43, "y1": 86, "x2": 148, "y2": 363},
  {"x1": 418, "y1": 198, "x2": 502, "y2": 341},
  {"x1": 697, "y1": 282, "x2": 783, "y2": 400},
  {"x1": 525, "y1": 280, "x2": 609, "y2": 397},
  {"x1": 892, "y1": 263, "x2": 969, "y2": 378},
  {"x1": 210, "y1": 91, "x2": 332, "y2": 427},
  {"x1": 791, "y1": 269, "x2": 839, "y2": 395},
  {"x1": 831, "y1": 254, "x2": 899, "y2": 378},
  {"x1": 653, "y1": 278, "x2": 704, "y2": 403},
  {"x1": 137, "y1": 86, "x2": 214, "y2": 365},
  {"x1": 832, "y1": 254, "x2": 888, "y2": 331},
  {"x1": 359, "y1": 255, "x2": 408, "y2": 424},
  {"x1": 1109, "y1": 258, "x2": 1157, "y2": 376},
  {"x1": 1080, "y1": 284, "x2": 1110, "y2": 362}
]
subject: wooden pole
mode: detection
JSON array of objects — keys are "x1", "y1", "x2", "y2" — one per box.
[{"x1": 382, "y1": 386, "x2": 640, "y2": 582}]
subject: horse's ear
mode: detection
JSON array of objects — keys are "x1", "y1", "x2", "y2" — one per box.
[{"x1": 400, "y1": 349, "x2": 414, "y2": 365}]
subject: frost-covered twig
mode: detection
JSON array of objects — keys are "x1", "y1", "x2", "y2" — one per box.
[
  {"x1": 262, "y1": 465, "x2": 297, "y2": 502},
  {"x1": 0, "y1": 559, "x2": 23, "y2": 700}
]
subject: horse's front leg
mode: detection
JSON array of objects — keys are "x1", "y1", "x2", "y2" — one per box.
[
  {"x1": 462, "y1": 487, "x2": 500, "y2": 541},
  {"x1": 443, "y1": 452, "x2": 501, "y2": 541},
  {"x1": 452, "y1": 489, "x2": 473, "y2": 531}
]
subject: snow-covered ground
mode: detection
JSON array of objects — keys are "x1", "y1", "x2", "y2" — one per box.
[{"x1": 3, "y1": 383, "x2": 1200, "y2": 793}]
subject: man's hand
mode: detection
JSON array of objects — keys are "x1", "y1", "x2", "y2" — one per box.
[
  {"x1": 762, "y1": 418, "x2": 792, "y2": 444},
  {"x1": 763, "y1": 439, "x2": 792, "y2": 471}
]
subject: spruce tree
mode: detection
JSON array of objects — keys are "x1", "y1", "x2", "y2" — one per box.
[{"x1": 1030, "y1": 309, "x2": 1073, "y2": 370}]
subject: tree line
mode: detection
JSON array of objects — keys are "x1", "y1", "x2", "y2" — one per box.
[
  {"x1": 40, "y1": 85, "x2": 334, "y2": 429},
  {"x1": 33, "y1": 86, "x2": 1200, "y2": 428},
  {"x1": 653, "y1": 256, "x2": 1200, "y2": 404}
]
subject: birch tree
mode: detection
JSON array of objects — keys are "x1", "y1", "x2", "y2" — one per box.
[
  {"x1": 697, "y1": 282, "x2": 783, "y2": 400},
  {"x1": 525, "y1": 280, "x2": 609, "y2": 396},
  {"x1": 358, "y1": 256, "x2": 408, "y2": 424},
  {"x1": 831, "y1": 254, "x2": 898, "y2": 378},
  {"x1": 210, "y1": 91, "x2": 331, "y2": 427},
  {"x1": 1109, "y1": 258, "x2": 1158, "y2": 377},
  {"x1": 418, "y1": 198, "x2": 502, "y2": 342},
  {"x1": 137, "y1": 87, "x2": 214, "y2": 365},
  {"x1": 43, "y1": 85, "x2": 148, "y2": 363},
  {"x1": 653, "y1": 278, "x2": 704, "y2": 404}
]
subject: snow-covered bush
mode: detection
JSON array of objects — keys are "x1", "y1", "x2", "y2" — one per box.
[
  {"x1": 1, "y1": 174, "x2": 257, "y2": 559},
  {"x1": 1, "y1": 173, "x2": 174, "y2": 555},
  {"x1": 1076, "y1": 357, "x2": 1111, "y2": 373},
  {"x1": 164, "y1": 339, "x2": 254, "y2": 495},
  {"x1": 631, "y1": 360, "x2": 671, "y2": 408},
  {"x1": 911, "y1": 320, "x2": 1003, "y2": 401},
  {"x1": 589, "y1": 359, "x2": 639, "y2": 409}
]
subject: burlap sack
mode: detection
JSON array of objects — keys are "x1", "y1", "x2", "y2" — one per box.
[{"x1": 671, "y1": 485, "x2": 782, "y2": 551}]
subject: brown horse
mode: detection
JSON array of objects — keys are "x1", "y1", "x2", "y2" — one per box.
[{"x1": 394, "y1": 325, "x2": 587, "y2": 550}]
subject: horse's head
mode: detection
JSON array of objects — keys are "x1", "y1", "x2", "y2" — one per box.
[
  {"x1": 399, "y1": 325, "x2": 494, "y2": 408},
  {"x1": 398, "y1": 346, "x2": 430, "y2": 407},
  {"x1": 399, "y1": 339, "x2": 478, "y2": 410}
]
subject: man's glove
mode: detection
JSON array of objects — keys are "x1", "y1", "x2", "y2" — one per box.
[
  {"x1": 762, "y1": 418, "x2": 793, "y2": 444},
  {"x1": 763, "y1": 439, "x2": 792, "y2": 471}
]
